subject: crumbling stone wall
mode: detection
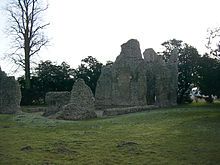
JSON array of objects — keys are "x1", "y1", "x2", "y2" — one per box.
[
  {"x1": 57, "y1": 78, "x2": 97, "y2": 120},
  {"x1": 95, "y1": 39, "x2": 178, "y2": 109},
  {"x1": 45, "y1": 92, "x2": 70, "y2": 106},
  {"x1": 167, "y1": 49, "x2": 178, "y2": 106},
  {"x1": 43, "y1": 91, "x2": 70, "y2": 117},
  {"x1": 96, "y1": 39, "x2": 147, "y2": 109},
  {"x1": 144, "y1": 48, "x2": 178, "y2": 106},
  {"x1": 0, "y1": 68, "x2": 21, "y2": 114}
]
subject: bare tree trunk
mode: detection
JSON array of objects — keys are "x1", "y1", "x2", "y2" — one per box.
[
  {"x1": 25, "y1": 50, "x2": 31, "y2": 89},
  {"x1": 24, "y1": 4, "x2": 31, "y2": 90},
  {"x1": 6, "y1": 0, "x2": 49, "y2": 90}
]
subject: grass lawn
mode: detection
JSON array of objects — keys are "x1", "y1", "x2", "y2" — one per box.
[{"x1": 0, "y1": 103, "x2": 220, "y2": 164}]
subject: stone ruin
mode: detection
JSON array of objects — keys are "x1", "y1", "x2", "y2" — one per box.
[
  {"x1": 95, "y1": 39, "x2": 178, "y2": 109},
  {"x1": 56, "y1": 78, "x2": 97, "y2": 120},
  {"x1": 43, "y1": 91, "x2": 71, "y2": 116},
  {"x1": 45, "y1": 39, "x2": 178, "y2": 120},
  {"x1": 45, "y1": 92, "x2": 71, "y2": 106},
  {"x1": 0, "y1": 39, "x2": 178, "y2": 119},
  {"x1": 0, "y1": 67, "x2": 21, "y2": 114}
]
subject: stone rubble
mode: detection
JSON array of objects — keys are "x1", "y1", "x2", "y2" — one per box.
[{"x1": 43, "y1": 91, "x2": 71, "y2": 117}]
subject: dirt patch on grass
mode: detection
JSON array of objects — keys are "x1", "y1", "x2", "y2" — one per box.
[
  {"x1": 117, "y1": 141, "x2": 138, "y2": 147},
  {"x1": 43, "y1": 140, "x2": 78, "y2": 156},
  {"x1": 117, "y1": 141, "x2": 142, "y2": 154},
  {"x1": 20, "y1": 145, "x2": 33, "y2": 152}
]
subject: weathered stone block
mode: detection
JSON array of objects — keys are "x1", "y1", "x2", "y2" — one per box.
[
  {"x1": 0, "y1": 68, "x2": 21, "y2": 114},
  {"x1": 43, "y1": 91, "x2": 70, "y2": 117},
  {"x1": 45, "y1": 91, "x2": 70, "y2": 106}
]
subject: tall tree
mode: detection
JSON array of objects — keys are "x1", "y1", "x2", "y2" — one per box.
[
  {"x1": 6, "y1": 0, "x2": 49, "y2": 89},
  {"x1": 178, "y1": 44, "x2": 200, "y2": 103}
]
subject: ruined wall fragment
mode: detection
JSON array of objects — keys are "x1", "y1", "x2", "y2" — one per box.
[{"x1": 0, "y1": 68, "x2": 21, "y2": 114}]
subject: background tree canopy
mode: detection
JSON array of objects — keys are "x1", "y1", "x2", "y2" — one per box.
[
  {"x1": 73, "y1": 56, "x2": 103, "y2": 95},
  {"x1": 198, "y1": 55, "x2": 220, "y2": 97},
  {"x1": 18, "y1": 56, "x2": 103, "y2": 105},
  {"x1": 206, "y1": 27, "x2": 220, "y2": 58}
]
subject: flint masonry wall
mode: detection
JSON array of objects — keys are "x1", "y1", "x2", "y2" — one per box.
[
  {"x1": 95, "y1": 39, "x2": 178, "y2": 109},
  {"x1": 0, "y1": 67, "x2": 21, "y2": 114},
  {"x1": 57, "y1": 78, "x2": 97, "y2": 120}
]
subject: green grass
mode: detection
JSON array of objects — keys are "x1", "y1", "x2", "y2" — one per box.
[{"x1": 0, "y1": 103, "x2": 220, "y2": 165}]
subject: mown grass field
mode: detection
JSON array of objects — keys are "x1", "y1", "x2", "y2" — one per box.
[{"x1": 0, "y1": 103, "x2": 220, "y2": 165}]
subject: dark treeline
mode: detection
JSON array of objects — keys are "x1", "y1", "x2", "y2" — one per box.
[{"x1": 18, "y1": 56, "x2": 102, "y2": 105}]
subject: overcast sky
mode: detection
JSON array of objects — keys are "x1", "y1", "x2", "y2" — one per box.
[{"x1": 0, "y1": 0, "x2": 220, "y2": 76}]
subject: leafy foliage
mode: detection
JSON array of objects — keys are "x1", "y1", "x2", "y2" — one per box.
[
  {"x1": 18, "y1": 56, "x2": 103, "y2": 105},
  {"x1": 198, "y1": 55, "x2": 220, "y2": 97},
  {"x1": 178, "y1": 44, "x2": 201, "y2": 103},
  {"x1": 35, "y1": 60, "x2": 74, "y2": 92},
  {"x1": 18, "y1": 61, "x2": 74, "y2": 105},
  {"x1": 206, "y1": 27, "x2": 220, "y2": 58},
  {"x1": 160, "y1": 39, "x2": 183, "y2": 61},
  {"x1": 74, "y1": 56, "x2": 103, "y2": 95}
]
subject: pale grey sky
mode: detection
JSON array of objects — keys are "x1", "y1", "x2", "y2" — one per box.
[{"x1": 0, "y1": 0, "x2": 220, "y2": 76}]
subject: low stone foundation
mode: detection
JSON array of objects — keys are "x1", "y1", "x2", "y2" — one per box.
[
  {"x1": 45, "y1": 79, "x2": 97, "y2": 120},
  {"x1": 102, "y1": 105, "x2": 158, "y2": 116},
  {"x1": 43, "y1": 92, "x2": 70, "y2": 117},
  {"x1": 45, "y1": 92, "x2": 70, "y2": 106}
]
